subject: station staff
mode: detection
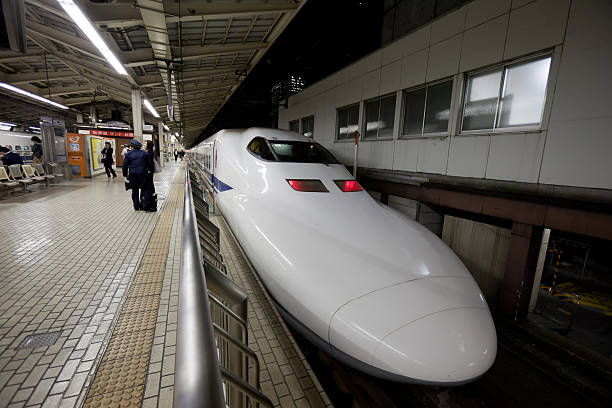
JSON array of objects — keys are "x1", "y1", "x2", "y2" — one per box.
[{"x1": 122, "y1": 140, "x2": 154, "y2": 211}]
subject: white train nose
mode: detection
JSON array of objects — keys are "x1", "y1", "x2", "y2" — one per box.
[
  {"x1": 328, "y1": 277, "x2": 497, "y2": 384},
  {"x1": 373, "y1": 308, "x2": 497, "y2": 384}
]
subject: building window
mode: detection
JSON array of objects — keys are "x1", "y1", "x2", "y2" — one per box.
[
  {"x1": 289, "y1": 120, "x2": 299, "y2": 133},
  {"x1": 402, "y1": 80, "x2": 453, "y2": 137},
  {"x1": 336, "y1": 104, "x2": 359, "y2": 141},
  {"x1": 364, "y1": 94, "x2": 395, "y2": 140},
  {"x1": 462, "y1": 55, "x2": 552, "y2": 132},
  {"x1": 301, "y1": 116, "x2": 314, "y2": 138}
]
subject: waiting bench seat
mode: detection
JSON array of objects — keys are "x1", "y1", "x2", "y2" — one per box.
[{"x1": 0, "y1": 167, "x2": 22, "y2": 192}]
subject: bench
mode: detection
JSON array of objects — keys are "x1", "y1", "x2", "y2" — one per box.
[
  {"x1": 22, "y1": 164, "x2": 48, "y2": 184},
  {"x1": 0, "y1": 167, "x2": 21, "y2": 195},
  {"x1": 32, "y1": 163, "x2": 56, "y2": 182}
]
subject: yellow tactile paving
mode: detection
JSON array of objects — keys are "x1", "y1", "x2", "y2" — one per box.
[
  {"x1": 83, "y1": 168, "x2": 185, "y2": 408},
  {"x1": 129, "y1": 281, "x2": 164, "y2": 297},
  {"x1": 112, "y1": 309, "x2": 158, "y2": 335},
  {"x1": 102, "y1": 330, "x2": 155, "y2": 362},
  {"x1": 87, "y1": 354, "x2": 150, "y2": 396},
  {"x1": 84, "y1": 386, "x2": 145, "y2": 408}
]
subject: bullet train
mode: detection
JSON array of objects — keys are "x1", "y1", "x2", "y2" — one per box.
[{"x1": 191, "y1": 127, "x2": 497, "y2": 385}]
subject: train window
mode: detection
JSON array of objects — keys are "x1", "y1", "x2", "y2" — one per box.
[
  {"x1": 269, "y1": 141, "x2": 339, "y2": 164},
  {"x1": 247, "y1": 137, "x2": 276, "y2": 161}
]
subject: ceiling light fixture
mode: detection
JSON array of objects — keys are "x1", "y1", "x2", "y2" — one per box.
[
  {"x1": 56, "y1": 0, "x2": 128, "y2": 75},
  {"x1": 0, "y1": 82, "x2": 69, "y2": 110},
  {"x1": 143, "y1": 99, "x2": 160, "y2": 118},
  {"x1": 0, "y1": 121, "x2": 16, "y2": 127},
  {"x1": 163, "y1": 124, "x2": 169, "y2": 131}
]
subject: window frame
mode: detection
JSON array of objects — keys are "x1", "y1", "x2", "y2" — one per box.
[
  {"x1": 288, "y1": 119, "x2": 299, "y2": 134},
  {"x1": 459, "y1": 52, "x2": 553, "y2": 135},
  {"x1": 335, "y1": 102, "x2": 360, "y2": 142},
  {"x1": 362, "y1": 93, "x2": 397, "y2": 141},
  {"x1": 300, "y1": 116, "x2": 315, "y2": 139},
  {"x1": 400, "y1": 78, "x2": 454, "y2": 139},
  {"x1": 246, "y1": 137, "x2": 278, "y2": 162}
]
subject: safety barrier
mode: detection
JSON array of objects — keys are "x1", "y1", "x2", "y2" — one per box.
[{"x1": 175, "y1": 164, "x2": 272, "y2": 408}]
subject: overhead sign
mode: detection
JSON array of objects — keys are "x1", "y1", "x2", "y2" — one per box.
[
  {"x1": 90, "y1": 130, "x2": 134, "y2": 137},
  {"x1": 143, "y1": 124, "x2": 153, "y2": 131}
]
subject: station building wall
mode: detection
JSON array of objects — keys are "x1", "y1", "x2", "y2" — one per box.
[{"x1": 279, "y1": 0, "x2": 612, "y2": 191}]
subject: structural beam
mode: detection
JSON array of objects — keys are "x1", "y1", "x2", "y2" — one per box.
[{"x1": 123, "y1": 43, "x2": 266, "y2": 67}]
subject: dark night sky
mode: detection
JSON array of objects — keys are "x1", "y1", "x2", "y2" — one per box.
[{"x1": 195, "y1": 0, "x2": 383, "y2": 144}]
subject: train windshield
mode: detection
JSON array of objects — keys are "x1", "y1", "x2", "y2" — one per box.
[{"x1": 268, "y1": 141, "x2": 339, "y2": 164}]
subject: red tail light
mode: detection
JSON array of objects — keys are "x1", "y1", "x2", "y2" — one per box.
[
  {"x1": 334, "y1": 180, "x2": 363, "y2": 192},
  {"x1": 287, "y1": 179, "x2": 329, "y2": 192}
]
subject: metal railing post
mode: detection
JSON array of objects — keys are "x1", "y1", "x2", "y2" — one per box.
[{"x1": 174, "y1": 176, "x2": 226, "y2": 408}]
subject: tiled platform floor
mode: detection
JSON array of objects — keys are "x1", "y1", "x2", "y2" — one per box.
[
  {"x1": 211, "y1": 215, "x2": 333, "y2": 408},
  {"x1": 0, "y1": 162, "x2": 181, "y2": 408}
]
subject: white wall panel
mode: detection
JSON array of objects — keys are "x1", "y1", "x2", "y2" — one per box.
[
  {"x1": 430, "y1": 7, "x2": 466, "y2": 44},
  {"x1": 379, "y1": 60, "x2": 402, "y2": 95},
  {"x1": 335, "y1": 78, "x2": 363, "y2": 108},
  {"x1": 465, "y1": 0, "x2": 511, "y2": 29},
  {"x1": 563, "y1": 0, "x2": 612, "y2": 52},
  {"x1": 352, "y1": 50, "x2": 382, "y2": 77},
  {"x1": 460, "y1": 14, "x2": 508, "y2": 72},
  {"x1": 400, "y1": 49, "x2": 428, "y2": 89},
  {"x1": 356, "y1": 141, "x2": 372, "y2": 168},
  {"x1": 504, "y1": 0, "x2": 569, "y2": 60},
  {"x1": 361, "y1": 70, "x2": 381, "y2": 100},
  {"x1": 399, "y1": 25, "x2": 430, "y2": 56},
  {"x1": 392, "y1": 139, "x2": 419, "y2": 172},
  {"x1": 549, "y1": 42, "x2": 612, "y2": 123},
  {"x1": 485, "y1": 132, "x2": 545, "y2": 183},
  {"x1": 446, "y1": 135, "x2": 489, "y2": 178},
  {"x1": 426, "y1": 34, "x2": 462, "y2": 81},
  {"x1": 540, "y1": 118, "x2": 612, "y2": 189},
  {"x1": 416, "y1": 137, "x2": 449, "y2": 174},
  {"x1": 370, "y1": 140, "x2": 395, "y2": 169},
  {"x1": 382, "y1": 37, "x2": 404, "y2": 66}
]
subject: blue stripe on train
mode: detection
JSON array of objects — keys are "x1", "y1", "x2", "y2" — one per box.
[{"x1": 211, "y1": 174, "x2": 233, "y2": 192}]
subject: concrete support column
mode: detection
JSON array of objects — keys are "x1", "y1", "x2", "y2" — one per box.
[
  {"x1": 158, "y1": 121, "x2": 164, "y2": 168},
  {"x1": 76, "y1": 113, "x2": 83, "y2": 123},
  {"x1": 499, "y1": 222, "x2": 544, "y2": 320},
  {"x1": 89, "y1": 106, "x2": 97, "y2": 124},
  {"x1": 529, "y1": 228, "x2": 551, "y2": 312},
  {"x1": 131, "y1": 89, "x2": 143, "y2": 142}
]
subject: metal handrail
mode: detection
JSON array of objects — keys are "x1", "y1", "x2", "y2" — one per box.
[
  {"x1": 212, "y1": 322, "x2": 261, "y2": 386},
  {"x1": 175, "y1": 175, "x2": 226, "y2": 408},
  {"x1": 219, "y1": 367, "x2": 274, "y2": 408}
]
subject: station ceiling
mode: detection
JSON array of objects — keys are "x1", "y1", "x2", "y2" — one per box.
[{"x1": 0, "y1": 0, "x2": 305, "y2": 145}]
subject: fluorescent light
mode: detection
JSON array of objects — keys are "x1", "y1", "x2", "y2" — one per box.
[
  {"x1": 0, "y1": 82, "x2": 69, "y2": 110},
  {"x1": 143, "y1": 99, "x2": 160, "y2": 118},
  {"x1": 56, "y1": 0, "x2": 128, "y2": 75},
  {"x1": 163, "y1": 124, "x2": 169, "y2": 131},
  {"x1": 0, "y1": 121, "x2": 16, "y2": 127},
  {"x1": 29, "y1": 126, "x2": 40, "y2": 130}
]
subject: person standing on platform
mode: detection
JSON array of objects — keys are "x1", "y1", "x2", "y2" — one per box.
[
  {"x1": 101, "y1": 142, "x2": 117, "y2": 179},
  {"x1": 121, "y1": 144, "x2": 129, "y2": 158},
  {"x1": 0, "y1": 147, "x2": 24, "y2": 166},
  {"x1": 174, "y1": 149, "x2": 178, "y2": 162},
  {"x1": 122, "y1": 140, "x2": 154, "y2": 211},
  {"x1": 31, "y1": 136, "x2": 43, "y2": 164},
  {"x1": 179, "y1": 149, "x2": 185, "y2": 161},
  {"x1": 144, "y1": 140, "x2": 158, "y2": 212}
]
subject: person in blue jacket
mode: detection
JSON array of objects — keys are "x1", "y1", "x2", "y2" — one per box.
[
  {"x1": 122, "y1": 139, "x2": 154, "y2": 211},
  {"x1": 0, "y1": 147, "x2": 24, "y2": 166}
]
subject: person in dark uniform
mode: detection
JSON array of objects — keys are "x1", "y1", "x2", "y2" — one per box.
[
  {"x1": 31, "y1": 136, "x2": 43, "y2": 164},
  {"x1": 0, "y1": 147, "x2": 24, "y2": 166},
  {"x1": 122, "y1": 140, "x2": 154, "y2": 211},
  {"x1": 101, "y1": 142, "x2": 117, "y2": 178},
  {"x1": 144, "y1": 140, "x2": 157, "y2": 211},
  {"x1": 174, "y1": 149, "x2": 178, "y2": 162}
]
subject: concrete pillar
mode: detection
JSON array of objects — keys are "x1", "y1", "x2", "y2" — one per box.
[
  {"x1": 131, "y1": 89, "x2": 143, "y2": 142},
  {"x1": 90, "y1": 106, "x2": 97, "y2": 124},
  {"x1": 499, "y1": 222, "x2": 544, "y2": 320},
  {"x1": 76, "y1": 113, "x2": 83, "y2": 123},
  {"x1": 529, "y1": 228, "x2": 551, "y2": 312},
  {"x1": 158, "y1": 121, "x2": 164, "y2": 168}
]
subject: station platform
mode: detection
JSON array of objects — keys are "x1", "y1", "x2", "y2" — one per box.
[{"x1": 0, "y1": 162, "x2": 330, "y2": 408}]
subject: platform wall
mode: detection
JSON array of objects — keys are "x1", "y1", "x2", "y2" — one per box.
[{"x1": 279, "y1": 0, "x2": 612, "y2": 191}]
